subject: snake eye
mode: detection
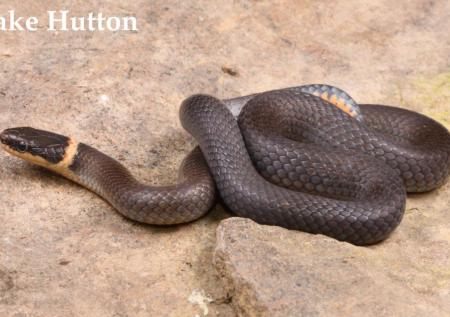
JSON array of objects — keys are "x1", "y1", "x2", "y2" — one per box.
[{"x1": 17, "y1": 141, "x2": 27, "y2": 152}]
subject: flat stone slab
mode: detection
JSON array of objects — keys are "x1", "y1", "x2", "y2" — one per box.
[{"x1": 214, "y1": 217, "x2": 450, "y2": 317}]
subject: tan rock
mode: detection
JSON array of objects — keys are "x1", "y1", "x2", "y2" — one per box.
[{"x1": 214, "y1": 217, "x2": 450, "y2": 317}]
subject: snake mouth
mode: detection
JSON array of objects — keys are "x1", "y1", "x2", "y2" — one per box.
[{"x1": 0, "y1": 128, "x2": 32, "y2": 155}]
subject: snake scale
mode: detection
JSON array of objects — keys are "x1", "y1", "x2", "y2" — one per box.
[{"x1": 1, "y1": 85, "x2": 450, "y2": 245}]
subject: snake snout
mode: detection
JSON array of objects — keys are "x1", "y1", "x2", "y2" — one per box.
[
  {"x1": 0, "y1": 129, "x2": 29, "y2": 153},
  {"x1": 0, "y1": 129, "x2": 14, "y2": 145}
]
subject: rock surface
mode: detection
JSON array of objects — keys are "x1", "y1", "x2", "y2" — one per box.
[
  {"x1": 214, "y1": 217, "x2": 450, "y2": 317},
  {"x1": 0, "y1": 0, "x2": 449, "y2": 316}
]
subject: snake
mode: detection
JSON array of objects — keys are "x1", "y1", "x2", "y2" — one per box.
[{"x1": 1, "y1": 85, "x2": 450, "y2": 245}]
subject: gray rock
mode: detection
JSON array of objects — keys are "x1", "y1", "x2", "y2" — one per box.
[{"x1": 214, "y1": 218, "x2": 450, "y2": 317}]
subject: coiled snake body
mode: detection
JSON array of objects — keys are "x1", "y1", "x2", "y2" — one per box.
[{"x1": 2, "y1": 85, "x2": 450, "y2": 245}]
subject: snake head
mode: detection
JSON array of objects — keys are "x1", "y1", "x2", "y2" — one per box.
[{"x1": 0, "y1": 127, "x2": 72, "y2": 164}]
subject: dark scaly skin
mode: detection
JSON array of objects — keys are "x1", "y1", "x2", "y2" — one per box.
[
  {"x1": 0, "y1": 127, "x2": 216, "y2": 225},
  {"x1": 181, "y1": 94, "x2": 410, "y2": 245},
  {"x1": 69, "y1": 145, "x2": 216, "y2": 224},
  {"x1": 358, "y1": 104, "x2": 450, "y2": 191},
  {"x1": 238, "y1": 90, "x2": 450, "y2": 193},
  {"x1": 2, "y1": 86, "x2": 450, "y2": 244}
]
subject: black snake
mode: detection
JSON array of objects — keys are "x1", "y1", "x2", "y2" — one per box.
[{"x1": 1, "y1": 85, "x2": 449, "y2": 245}]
